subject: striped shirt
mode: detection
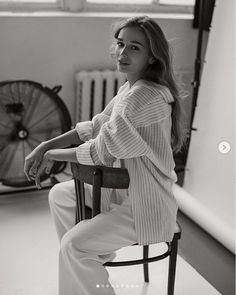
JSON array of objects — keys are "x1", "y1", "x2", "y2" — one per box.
[{"x1": 75, "y1": 79, "x2": 178, "y2": 245}]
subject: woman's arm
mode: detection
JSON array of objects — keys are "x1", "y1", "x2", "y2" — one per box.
[
  {"x1": 24, "y1": 129, "x2": 83, "y2": 181},
  {"x1": 26, "y1": 85, "x2": 122, "y2": 186},
  {"x1": 34, "y1": 148, "x2": 78, "y2": 189},
  {"x1": 43, "y1": 129, "x2": 83, "y2": 149},
  {"x1": 46, "y1": 148, "x2": 78, "y2": 163}
]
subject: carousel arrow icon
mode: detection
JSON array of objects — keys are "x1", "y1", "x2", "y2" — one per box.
[{"x1": 218, "y1": 141, "x2": 230, "y2": 154}]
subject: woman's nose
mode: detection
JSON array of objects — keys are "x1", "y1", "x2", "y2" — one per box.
[{"x1": 120, "y1": 46, "x2": 128, "y2": 57}]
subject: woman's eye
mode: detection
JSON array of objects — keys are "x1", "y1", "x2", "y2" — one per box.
[
  {"x1": 131, "y1": 45, "x2": 139, "y2": 50},
  {"x1": 117, "y1": 41, "x2": 124, "y2": 47}
]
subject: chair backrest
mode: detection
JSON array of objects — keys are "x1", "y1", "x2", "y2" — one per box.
[{"x1": 71, "y1": 163, "x2": 130, "y2": 223}]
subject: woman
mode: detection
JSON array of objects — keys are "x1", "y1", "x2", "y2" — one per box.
[{"x1": 24, "y1": 15, "x2": 186, "y2": 295}]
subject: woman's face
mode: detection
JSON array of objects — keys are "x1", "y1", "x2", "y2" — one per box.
[{"x1": 115, "y1": 26, "x2": 153, "y2": 84}]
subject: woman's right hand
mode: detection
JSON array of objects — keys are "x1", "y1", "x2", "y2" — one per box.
[
  {"x1": 24, "y1": 129, "x2": 82, "y2": 181},
  {"x1": 24, "y1": 142, "x2": 49, "y2": 181}
]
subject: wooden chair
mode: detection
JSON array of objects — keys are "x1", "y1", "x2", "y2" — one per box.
[{"x1": 71, "y1": 162, "x2": 181, "y2": 295}]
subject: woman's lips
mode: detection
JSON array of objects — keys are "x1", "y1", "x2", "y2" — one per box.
[{"x1": 118, "y1": 60, "x2": 129, "y2": 66}]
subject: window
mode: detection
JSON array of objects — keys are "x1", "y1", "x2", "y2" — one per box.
[
  {"x1": 84, "y1": 0, "x2": 194, "y2": 14},
  {"x1": 159, "y1": 0, "x2": 194, "y2": 4},
  {"x1": 87, "y1": 0, "x2": 194, "y2": 4},
  {"x1": 0, "y1": 0, "x2": 60, "y2": 11},
  {"x1": 0, "y1": 0, "x2": 195, "y2": 13},
  {"x1": 0, "y1": 0, "x2": 56, "y2": 2},
  {"x1": 87, "y1": 0, "x2": 153, "y2": 3}
]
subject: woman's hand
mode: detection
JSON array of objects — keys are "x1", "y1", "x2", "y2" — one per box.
[
  {"x1": 34, "y1": 148, "x2": 78, "y2": 189},
  {"x1": 24, "y1": 129, "x2": 82, "y2": 182},
  {"x1": 34, "y1": 150, "x2": 54, "y2": 189},
  {"x1": 24, "y1": 142, "x2": 49, "y2": 181}
]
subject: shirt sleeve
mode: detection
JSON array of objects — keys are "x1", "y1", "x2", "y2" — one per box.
[
  {"x1": 75, "y1": 112, "x2": 110, "y2": 142},
  {"x1": 74, "y1": 91, "x2": 120, "y2": 142},
  {"x1": 76, "y1": 108, "x2": 151, "y2": 166}
]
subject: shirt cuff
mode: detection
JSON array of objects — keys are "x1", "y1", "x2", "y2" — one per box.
[
  {"x1": 75, "y1": 141, "x2": 94, "y2": 165},
  {"x1": 90, "y1": 142, "x2": 103, "y2": 165},
  {"x1": 75, "y1": 121, "x2": 93, "y2": 142}
]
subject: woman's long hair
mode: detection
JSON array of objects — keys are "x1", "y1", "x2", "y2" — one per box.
[{"x1": 112, "y1": 16, "x2": 187, "y2": 153}]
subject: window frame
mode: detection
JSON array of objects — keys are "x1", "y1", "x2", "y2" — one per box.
[
  {"x1": 0, "y1": 0, "x2": 60, "y2": 11},
  {"x1": 83, "y1": 0, "x2": 194, "y2": 14},
  {"x1": 0, "y1": 0, "x2": 194, "y2": 14}
]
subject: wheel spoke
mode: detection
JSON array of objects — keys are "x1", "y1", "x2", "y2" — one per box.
[
  {"x1": 27, "y1": 136, "x2": 41, "y2": 146},
  {"x1": 22, "y1": 140, "x2": 26, "y2": 160},
  {"x1": 30, "y1": 125, "x2": 62, "y2": 133},
  {"x1": 0, "y1": 96, "x2": 21, "y2": 122},
  {"x1": 0, "y1": 121, "x2": 13, "y2": 130},
  {"x1": 16, "y1": 82, "x2": 21, "y2": 103},
  {"x1": 0, "y1": 142, "x2": 20, "y2": 176},
  {"x1": 27, "y1": 106, "x2": 59, "y2": 129},
  {"x1": 22, "y1": 88, "x2": 42, "y2": 126},
  {"x1": 0, "y1": 93, "x2": 15, "y2": 102},
  {"x1": 0, "y1": 134, "x2": 11, "y2": 146},
  {"x1": 25, "y1": 138, "x2": 37, "y2": 151},
  {"x1": 8, "y1": 83, "x2": 17, "y2": 103},
  {"x1": 0, "y1": 142, "x2": 11, "y2": 152},
  {"x1": 0, "y1": 113, "x2": 14, "y2": 125},
  {"x1": 22, "y1": 84, "x2": 35, "y2": 107},
  {"x1": 22, "y1": 140, "x2": 34, "y2": 161}
]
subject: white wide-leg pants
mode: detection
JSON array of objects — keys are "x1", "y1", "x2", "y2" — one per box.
[{"x1": 48, "y1": 180, "x2": 138, "y2": 295}]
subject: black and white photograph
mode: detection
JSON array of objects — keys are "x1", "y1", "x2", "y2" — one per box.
[{"x1": 0, "y1": 0, "x2": 235, "y2": 294}]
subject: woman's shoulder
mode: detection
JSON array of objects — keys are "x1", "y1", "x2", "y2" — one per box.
[
  {"x1": 121, "y1": 80, "x2": 173, "y2": 115},
  {"x1": 132, "y1": 80, "x2": 174, "y2": 103}
]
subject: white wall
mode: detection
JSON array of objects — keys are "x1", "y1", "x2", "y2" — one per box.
[
  {"x1": 183, "y1": 0, "x2": 235, "y2": 252},
  {"x1": 0, "y1": 14, "x2": 197, "y2": 122},
  {"x1": 2, "y1": 9, "x2": 233, "y2": 251}
]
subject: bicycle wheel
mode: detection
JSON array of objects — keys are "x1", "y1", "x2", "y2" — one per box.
[{"x1": 0, "y1": 80, "x2": 72, "y2": 187}]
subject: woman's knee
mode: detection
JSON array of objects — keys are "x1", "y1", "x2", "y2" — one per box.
[
  {"x1": 48, "y1": 181, "x2": 75, "y2": 207},
  {"x1": 60, "y1": 223, "x2": 87, "y2": 256},
  {"x1": 60, "y1": 230, "x2": 73, "y2": 256},
  {"x1": 48, "y1": 182, "x2": 63, "y2": 206}
]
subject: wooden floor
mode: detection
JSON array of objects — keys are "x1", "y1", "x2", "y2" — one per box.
[{"x1": 0, "y1": 187, "x2": 222, "y2": 295}]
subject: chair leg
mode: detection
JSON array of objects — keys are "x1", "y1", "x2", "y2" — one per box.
[
  {"x1": 143, "y1": 245, "x2": 149, "y2": 282},
  {"x1": 168, "y1": 237, "x2": 178, "y2": 295}
]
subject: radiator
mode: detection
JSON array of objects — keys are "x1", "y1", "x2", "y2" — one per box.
[{"x1": 74, "y1": 70, "x2": 126, "y2": 123}]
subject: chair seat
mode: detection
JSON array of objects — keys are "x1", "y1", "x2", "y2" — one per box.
[
  {"x1": 174, "y1": 222, "x2": 181, "y2": 233},
  {"x1": 174, "y1": 222, "x2": 182, "y2": 240}
]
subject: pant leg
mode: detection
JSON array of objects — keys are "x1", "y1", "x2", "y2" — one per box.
[
  {"x1": 48, "y1": 180, "x2": 93, "y2": 241},
  {"x1": 59, "y1": 197, "x2": 138, "y2": 295}
]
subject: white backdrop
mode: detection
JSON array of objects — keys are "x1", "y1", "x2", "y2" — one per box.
[{"x1": 176, "y1": 0, "x2": 235, "y2": 253}]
